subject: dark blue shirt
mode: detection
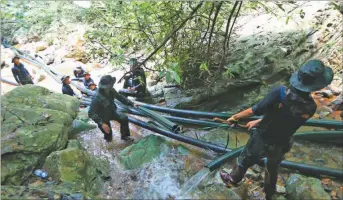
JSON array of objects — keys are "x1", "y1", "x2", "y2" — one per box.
[
  {"x1": 252, "y1": 86, "x2": 316, "y2": 144},
  {"x1": 62, "y1": 84, "x2": 75, "y2": 96},
  {"x1": 11, "y1": 63, "x2": 31, "y2": 84},
  {"x1": 84, "y1": 78, "x2": 94, "y2": 87},
  {"x1": 74, "y1": 69, "x2": 85, "y2": 78}
]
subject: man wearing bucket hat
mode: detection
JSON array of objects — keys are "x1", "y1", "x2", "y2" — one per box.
[
  {"x1": 83, "y1": 70, "x2": 94, "y2": 88},
  {"x1": 61, "y1": 75, "x2": 75, "y2": 96},
  {"x1": 88, "y1": 75, "x2": 137, "y2": 142},
  {"x1": 11, "y1": 55, "x2": 34, "y2": 85},
  {"x1": 219, "y1": 60, "x2": 333, "y2": 199}
]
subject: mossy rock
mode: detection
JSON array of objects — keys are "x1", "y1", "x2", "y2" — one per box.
[
  {"x1": 118, "y1": 135, "x2": 166, "y2": 170},
  {"x1": 43, "y1": 142, "x2": 110, "y2": 196},
  {"x1": 1, "y1": 86, "x2": 79, "y2": 185},
  {"x1": 286, "y1": 174, "x2": 331, "y2": 200},
  {"x1": 1, "y1": 85, "x2": 80, "y2": 118}
]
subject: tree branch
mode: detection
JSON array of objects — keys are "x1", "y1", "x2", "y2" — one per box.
[
  {"x1": 207, "y1": 2, "x2": 223, "y2": 61},
  {"x1": 226, "y1": 1, "x2": 242, "y2": 48},
  {"x1": 202, "y1": 2, "x2": 215, "y2": 42},
  {"x1": 220, "y1": 1, "x2": 239, "y2": 71},
  {"x1": 138, "y1": 1, "x2": 204, "y2": 67}
]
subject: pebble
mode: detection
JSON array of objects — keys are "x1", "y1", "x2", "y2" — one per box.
[{"x1": 276, "y1": 185, "x2": 286, "y2": 194}]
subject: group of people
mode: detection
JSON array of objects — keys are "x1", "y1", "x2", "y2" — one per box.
[{"x1": 10, "y1": 53, "x2": 336, "y2": 199}]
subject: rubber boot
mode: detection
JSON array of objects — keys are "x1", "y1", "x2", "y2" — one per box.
[{"x1": 220, "y1": 163, "x2": 247, "y2": 184}]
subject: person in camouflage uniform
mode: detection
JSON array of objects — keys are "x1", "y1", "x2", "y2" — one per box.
[
  {"x1": 220, "y1": 60, "x2": 334, "y2": 200},
  {"x1": 88, "y1": 75, "x2": 136, "y2": 142}
]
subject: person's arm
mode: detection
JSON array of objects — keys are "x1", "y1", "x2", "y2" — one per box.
[
  {"x1": 226, "y1": 86, "x2": 284, "y2": 123},
  {"x1": 73, "y1": 70, "x2": 78, "y2": 78},
  {"x1": 113, "y1": 89, "x2": 134, "y2": 106},
  {"x1": 88, "y1": 99, "x2": 103, "y2": 126},
  {"x1": 11, "y1": 68, "x2": 21, "y2": 85}
]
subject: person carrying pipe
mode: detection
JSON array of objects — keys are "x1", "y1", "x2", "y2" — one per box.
[
  {"x1": 61, "y1": 75, "x2": 75, "y2": 96},
  {"x1": 11, "y1": 55, "x2": 34, "y2": 85},
  {"x1": 220, "y1": 60, "x2": 334, "y2": 200},
  {"x1": 88, "y1": 75, "x2": 138, "y2": 143}
]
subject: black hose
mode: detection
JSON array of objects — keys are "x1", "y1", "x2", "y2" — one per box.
[
  {"x1": 128, "y1": 116, "x2": 230, "y2": 153},
  {"x1": 136, "y1": 102, "x2": 343, "y2": 129}
]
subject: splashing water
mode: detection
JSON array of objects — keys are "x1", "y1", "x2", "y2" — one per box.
[
  {"x1": 179, "y1": 167, "x2": 211, "y2": 198},
  {"x1": 135, "y1": 146, "x2": 184, "y2": 199}
]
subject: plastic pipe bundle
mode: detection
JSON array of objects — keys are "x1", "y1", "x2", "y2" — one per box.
[
  {"x1": 135, "y1": 102, "x2": 343, "y2": 129},
  {"x1": 137, "y1": 107, "x2": 181, "y2": 132}
]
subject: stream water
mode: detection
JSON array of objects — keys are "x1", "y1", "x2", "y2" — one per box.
[{"x1": 77, "y1": 117, "x2": 343, "y2": 199}]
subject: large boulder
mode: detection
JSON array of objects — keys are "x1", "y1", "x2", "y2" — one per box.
[
  {"x1": 1, "y1": 85, "x2": 79, "y2": 185},
  {"x1": 118, "y1": 135, "x2": 166, "y2": 170},
  {"x1": 286, "y1": 174, "x2": 331, "y2": 200},
  {"x1": 43, "y1": 139, "x2": 110, "y2": 196}
]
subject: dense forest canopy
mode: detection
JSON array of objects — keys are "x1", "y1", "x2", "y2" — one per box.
[{"x1": 1, "y1": 1, "x2": 342, "y2": 87}]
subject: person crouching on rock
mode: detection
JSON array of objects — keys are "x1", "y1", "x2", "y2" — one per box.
[
  {"x1": 219, "y1": 60, "x2": 333, "y2": 200},
  {"x1": 88, "y1": 75, "x2": 137, "y2": 143},
  {"x1": 61, "y1": 75, "x2": 75, "y2": 96},
  {"x1": 11, "y1": 56, "x2": 34, "y2": 85}
]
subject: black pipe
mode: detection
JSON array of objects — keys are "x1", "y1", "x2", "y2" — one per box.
[
  {"x1": 206, "y1": 146, "x2": 245, "y2": 171},
  {"x1": 128, "y1": 116, "x2": 230, "y2": 153},
  {"x1": 264, "y1": 159, "x2": 343, "y2": 179},
  {"x1": 137, "y1": 107, "x2": 181, "y2": 132},
  {"x1": 136, "y1": 102, "x2": 343, "y2": 129},
  {"x1": 203, "y1": 145, "x2": 343, "y2": 178}
]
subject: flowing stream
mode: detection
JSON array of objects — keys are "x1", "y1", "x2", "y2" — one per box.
[{"x1": 77, "y1": 117, "x2": 343, "y2": 199}]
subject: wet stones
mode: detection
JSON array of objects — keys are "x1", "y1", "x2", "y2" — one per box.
[
  {"x1": 286, "y1": 174, "x2": 331, "y2": 200},
  {"x1": 118, "y1": 135, "x2": 166, "y2": 170}
]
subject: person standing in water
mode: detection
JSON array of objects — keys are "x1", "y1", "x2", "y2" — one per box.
[
  {"x1": 220, "y1": 60, "x2": 333, "y2": 200},
  {"x1": 88, "y1": 75, "x2": 137, "y2": 142}
]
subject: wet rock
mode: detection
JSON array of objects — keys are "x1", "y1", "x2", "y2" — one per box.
[
  {"x1": 276, "y1": 184, "x2": 286, "y2": 194},
  {"x1": 65, "y1": 49, "x2": 89, "y2": 64},
  {"x1": 329, "y1": 94, "x2": 343, "y2": 111},
  {"x1": 286, "y1": 174, "x2": 331, "y2": 200},
  {"x1": 118, "y1": 135, "x2": 166, "y2": 169},
  {"x1": 36, "y1": 45, "x2": 48, "y2": 52},
  {"x1": 177, "y1": 145, "x2": 190, "y2": 156},
  {"x1": 71, "y1": 119, "x2": 97, "y2": 135},
  {"x1": 321, "y1": 178, "x2": 333, "y2": 192},
  {"x1": 1, "y1": 86, "x2": 79, "y2": 185},
  {"x1": 43, "y1": 141, "x2": 110, "y2": 196},
  {"x1": 184, "y1": 155, "x2": 206, "y2": 176},
  {"x1": 192, "y1": 183, "x2": 242, "y2": 200},
  {"x1": 246, "y1": 169, "x2": 261, "y2": 181},
  {"x1": 1, "y1": 184, "x2": 87, "y2": 200}
]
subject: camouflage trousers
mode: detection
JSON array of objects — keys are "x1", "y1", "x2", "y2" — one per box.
[{"x1": 237, "y1": 131, "x2": 292, "y2": 198}]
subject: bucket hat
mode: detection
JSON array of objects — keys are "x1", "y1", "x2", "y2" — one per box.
[
  {"x1": 290, "y1": 59, "x2": 333, "y2": 92},
  {"x1": 98, "y1": 75, "x2": 116, "y2": 89},
  {"x1": 61, "y1": 75, "x2": 70, "y2": 83}
]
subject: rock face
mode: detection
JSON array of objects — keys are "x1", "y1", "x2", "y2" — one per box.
[
  {"x1": 286, "y1": 174, "x2": 331, "y2": 200},
  {"x1": 43, "y1": 139, "x2": 110, "y2": 196},
  {"x1": 118, "y1": 135, "x2": 166, "y2": 170},
  {"x1": 1, "y1": 85, "x2": 80, "y2": 185}
]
